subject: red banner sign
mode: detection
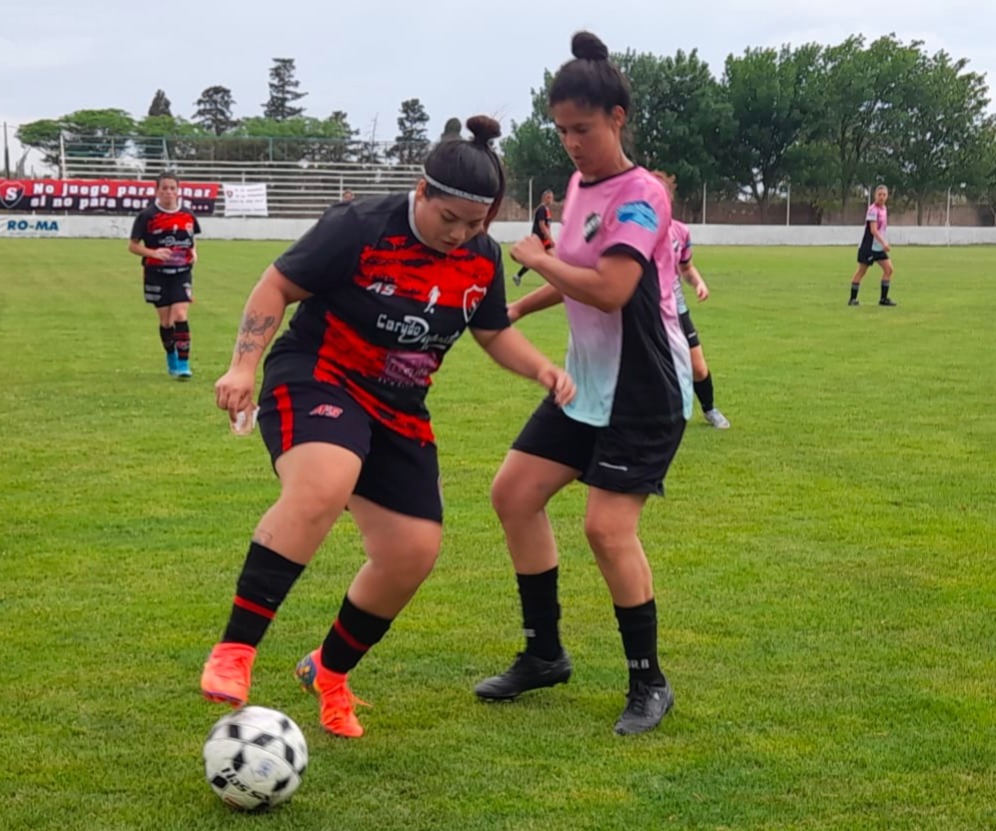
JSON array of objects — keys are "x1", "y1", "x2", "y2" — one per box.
[{"x1": 0, "y1": 179, "x2": 220, "y2": 215}]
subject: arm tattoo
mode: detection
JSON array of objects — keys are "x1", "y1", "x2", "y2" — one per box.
[
  {"x1": 240, "y1": 311, "x2": 277, "y2": 337},
  {"x1": 234, "y1": 310, "x2": 278, "y2": 362}
]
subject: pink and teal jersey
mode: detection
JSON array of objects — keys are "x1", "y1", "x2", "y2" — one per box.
[
  {"x1": 862, "y1": 204, "x2": 888, "y2": 251},
  {"x1": 670, "y1": 219, "x2": 693, "y2": 314},
  {"x1": 556, "y1": 167, "x2": 692, "y2": 428}
]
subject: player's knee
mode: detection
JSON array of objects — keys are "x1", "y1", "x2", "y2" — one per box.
[
  {"x1": 369, "y1": 537, "x2": 440, "y2": 589},
  {"x1": 396, "y1": 544, "x2": 440, "y2": 586},
  {"x1": 491, "y1": 475, "x2": 547, "y2": 523},
  {"x1": 490, "y1": 472, "x2": 521, "y2": 520},
  {"x1": 278, "y1": 483, "x2": 345, "y2": 529},
  {"x1": 584, "y1": 514, "x2": 635, "y2": 558}
]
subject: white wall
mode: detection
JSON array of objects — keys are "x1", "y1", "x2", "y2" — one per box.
[{"x1": 2, "y1": 215, "x2": 995, "y2": 246}]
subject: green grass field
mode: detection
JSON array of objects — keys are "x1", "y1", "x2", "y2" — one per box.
[{"x1": 1, "y1": 238, "x2": 994, "y2": 831}]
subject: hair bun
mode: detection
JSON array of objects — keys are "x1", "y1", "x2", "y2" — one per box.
[
  {"x1": 466, "y1": 115, "x2": 501, "y2": 145},
  {"x1": 572, "y1": 31, "x2": 609, "y2": 61},
  {"x1": 440, "y1": 117, "x2": 463, "y2": 142}
]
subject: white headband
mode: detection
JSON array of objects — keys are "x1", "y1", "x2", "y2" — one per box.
[{"x1": 423, "y1": 172, "x2": 495, "y2": 204}]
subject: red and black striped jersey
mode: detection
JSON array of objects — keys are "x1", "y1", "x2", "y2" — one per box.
[
  {"x1": 263, "y1": 192, "x2": 510, "y2": 443},
  {"x1": 130, "y1": 202, "x2": 201, "y2": 273}
]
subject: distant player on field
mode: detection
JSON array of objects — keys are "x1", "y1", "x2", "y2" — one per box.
[
  {"x1": 655, "y1": 171, "x2": 730, "y2": 429},
  {"x1": 128, "y1": 172, "x2": 201, "y2": 378},
  {"x1": 513, "y1": 189, "x2": 555, "y2": 286},
  {"x1": 848, "y1": 185, "x2": 896, "y2": 307}
]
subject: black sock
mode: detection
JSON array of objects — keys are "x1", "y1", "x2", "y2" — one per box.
[
  {"x1": 880, "y1": 281, "x2": 890, "y2": 301},
  {"x1": 159, "y1": 325, "x2": 175, "y2": 354},
  {"x1": 850, "y1": 283, "x2": 860, "y2": 301},
  {"x1": 614, "y1": 599, "x2": 666, "y2": 687},
  {"x1": 516, "y1": 567, "x2": 562, "y2": 661},
  {"x1": 221, "y1": 542, "x2": 305, "y2": 646},
  {"x1": 174, "y1": 320, "x2": 190, "y2": 361},
  {"x1": 693, "y1": 373, "x2": 715, "y2": 412},
  {"x1": 516, "y1": 266, "x2": 528, "y2": 278},
  {"x1": 321, "y1": 594, "x2": 394, "y2": 674}
]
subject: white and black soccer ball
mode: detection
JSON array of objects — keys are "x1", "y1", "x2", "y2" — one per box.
[{"x1": 203, "y1": 706, "x2": 308, "y2": 811}]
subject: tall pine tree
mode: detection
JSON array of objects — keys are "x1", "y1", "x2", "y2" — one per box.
[
  {"x1": 148, "y1": 89, "x2": 172, "y2": 117},
  {"x1": 388, "y1": 98, "x2": 430, "y2": 164},
  {"x1": 263, "y1": 58, "x2": 307, "y2": 121},
  {"x1": 193, "y1": 86, "x2": 238, "y2": 135}
]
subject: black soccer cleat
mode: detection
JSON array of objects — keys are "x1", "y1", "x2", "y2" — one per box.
[
  {"x1": 474, "y1": 651, "x2": 572, "y2": 701},
  {"x1": 879, "y1": 297, "x2": 897, "y2": 306},
  {"x1": 848, "y1": 298, "x2": 860, "y2": 306},
  {"x1": 613, "y1": 679, "x2": 675, "y2": 735}
]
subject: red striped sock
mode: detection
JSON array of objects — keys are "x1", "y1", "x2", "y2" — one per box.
[
  {"x1": 320, "y1": 595, "x2": 393, "y2": 674},
  {"x1": 174, "y1": 320, "x2": 190, "y2": 361},
  {"x1": 221, "y1": 542, "x2": 304, "y2": 646}
]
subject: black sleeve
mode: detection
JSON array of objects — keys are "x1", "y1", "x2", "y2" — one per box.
[
  {"x1": 273, "y1": 203, "x2": 363, "y2": 293},
  {"x1": 193, "y1": 216, "x2": 202, "y2": 235},
  {"x1": 469, "y1": 243, "x2": 510, "y2": 331},
  {"x1": 129, "y1": 211, "x2": 146, "y2": 241},
  {"x1": 602, "y1": 242, "x2": 649, "y2": 271}
]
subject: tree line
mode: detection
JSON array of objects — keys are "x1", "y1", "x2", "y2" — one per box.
[
  {"x1": 16, "y1": 58, "x2": 432, "y2": 168},
  {"x1": 505, "y1": 35, "x2": 996, "y2": 222},
  {"x1": 14, "y1": 38, "x2": 996, "y2": 222}
]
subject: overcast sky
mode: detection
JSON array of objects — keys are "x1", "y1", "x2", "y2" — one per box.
[{"x1": 3, "y1": 0, "x2": 994, "y2": 173}]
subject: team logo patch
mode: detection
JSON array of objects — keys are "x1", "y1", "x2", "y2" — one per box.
[
  {"x1": 617, "y1": 201, "x2": 659, "y2": 232},
  {"x1": 583, "y1": 212, "x2": 602, "y2": 243},
  {"x1": 463, "y1": 285, "x2": 487, "y2": 322},
  {"x1": 309, "y1": 404, "x2": 343, "y2": 419},
  {"x1": 0, "y1": 182, "x2": 25, "y2": 210}
]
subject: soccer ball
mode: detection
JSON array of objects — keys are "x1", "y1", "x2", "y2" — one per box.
[{"x1": 203, "y1": 706, "x2": 308, "y2": 811}]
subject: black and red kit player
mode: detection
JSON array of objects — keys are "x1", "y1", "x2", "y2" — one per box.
[
  {"x1": 200, "y1": 116, "x2": 576, "y2": 738},
  {"x1": 513, "y1": 188, "x2": 555, "y2": 286},
  {"x1": 128, "y1": 172, "x2": 201, "y2": 378}
]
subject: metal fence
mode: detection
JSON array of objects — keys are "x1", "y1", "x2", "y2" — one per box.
[
  {"x1": 10, "y1": 132, "x2": 994, "y2": 226},
  {"x1": 60, "y1": 156, "x2": 424, "y2": 219}
]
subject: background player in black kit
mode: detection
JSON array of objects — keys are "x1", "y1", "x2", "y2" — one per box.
[
  {"x1": 128, "y1": 172, "x2": 200, "y2": 378},
  {"x1": 513, "y1": 189, "x2": 555, "y2": 286},
  {"x1": 200, "y1": 116, "x2": 576, "y2": 739}
]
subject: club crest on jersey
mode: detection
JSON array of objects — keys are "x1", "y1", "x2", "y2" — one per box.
[
  {"x1": 0, "y1": 182, "x2": 25, "y2": 209},
  {"x1": 583, "y1": 212, "x2": 602, "y2": 243},
  {"x1": 309, "y1": 404, "x2": 343, "y2": 419},
  {"x1": 617, "y1": 201, "x2": 659, "y2": 232},
  {"x1": 463, "y1": 285, "x2": 487, "y2": 322}
]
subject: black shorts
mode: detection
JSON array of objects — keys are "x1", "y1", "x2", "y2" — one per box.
[
  {"x1": 511, "y1": 397, "x2": 685, "y2": 496},
  {"x1": 257, "y1": 381, "x2": 442, "y2": 522},
  {"x1": 679, "y1": 311, "x2": 701, "y2": 348},
  {"x1": 144, "y1": 269, "x2": 193, "y2": 307},
  {"x1": 857, "y1": 248, "x2": 889, "y2": 265}
]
